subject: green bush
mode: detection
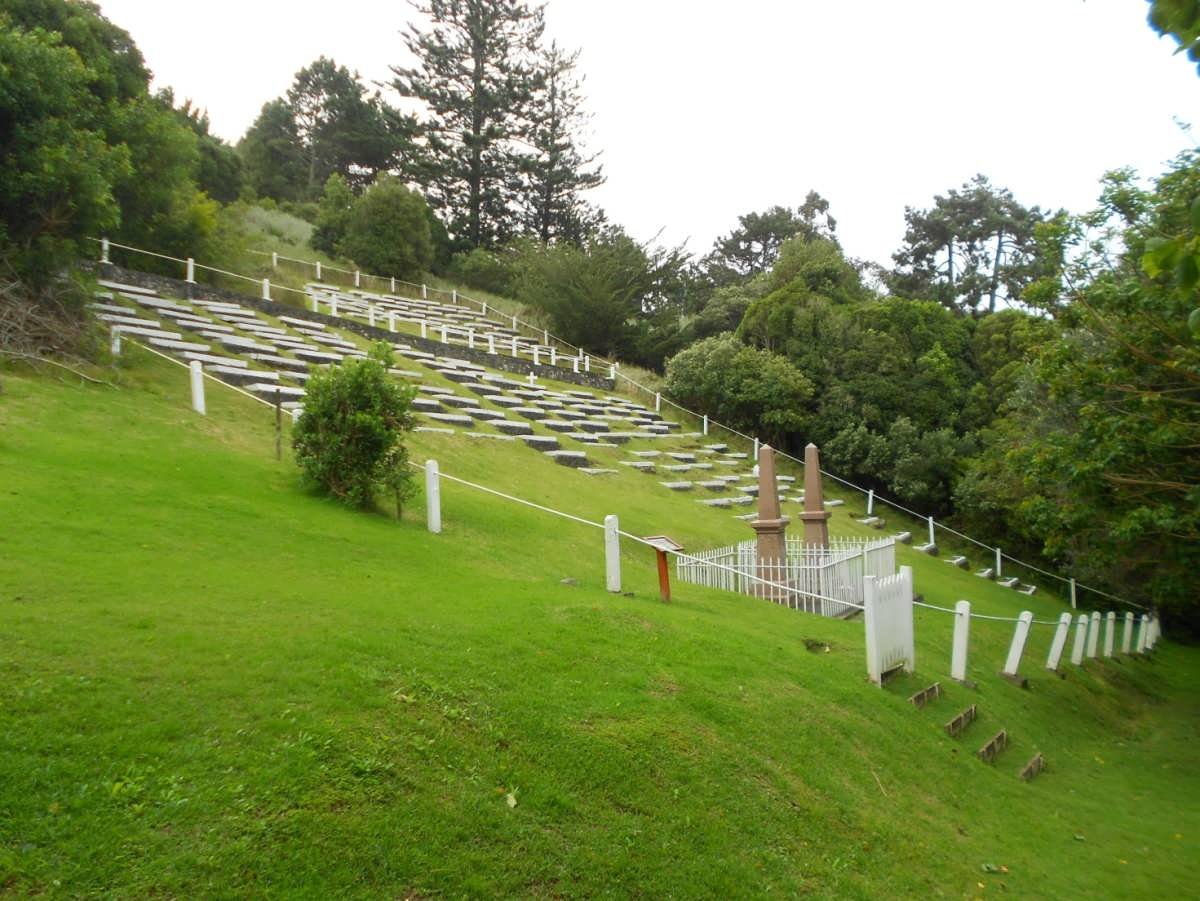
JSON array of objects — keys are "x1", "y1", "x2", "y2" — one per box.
[
  {"x1": 337, "y1": 175, "x2": 433, "y2": 279},
  {"x1": 447, "y1": 247, "x2": 513, "y2": 295},
  {"x1": 292, "y1": 347, "x2": 418, "y2": 514}
]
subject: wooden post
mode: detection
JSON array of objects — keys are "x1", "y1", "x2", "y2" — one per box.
[
  {"x1": 315, "y1": 260, "x2": 322, "y2": 280},
  {"x1": 655, "y1": 548, "x2": 671, "y2": 602},
  {"x1": 1003, "y1": 611, "x2": 1033, "y2": 677},
  {"x1": 189, "y1": 361, "x2": 205, "y2": 415},
  {"x1": 1122, "y1": 612, "x2": 1134, "y2": 654},
  {"x1": 1086, "y1": 611, "x2": 1101, "y2": 658},
  {"x1": 1103, "y1": 611, "x2": 1116, "y2": 657},
  {"x1": 1070, "y1": 614, "x2": 1088, "y2": 665},
  {"x1": 867, "y1": 489, "x2": 875, "y2": 516},
  {"x1": 274, "y1": 389, "x2": 282, "y2": 461}
]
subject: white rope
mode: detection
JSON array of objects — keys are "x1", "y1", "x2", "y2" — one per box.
[
  {"x1": 913, "y1": 600, "x2": 1059, "y2": 626},
  {"x1": 121, "y1": 336, "x2": 278, "y2": 410},
  {"x1": 94, "y1": 236, "x2": 1138, "y2": 612},
  {"x1": 408, "y1": 458, "x2": 862, "y2": 610}
]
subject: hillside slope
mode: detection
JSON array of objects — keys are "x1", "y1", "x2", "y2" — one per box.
[{"x1": 0, "y1": 357, "x2": 1197, "y2": 898}]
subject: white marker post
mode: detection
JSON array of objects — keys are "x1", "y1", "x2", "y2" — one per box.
[
  {"x1": 1002, "y1": 611, "x2": 1033, "y2": 677},
  {"x1": 604, "y1": 514, "x2": 621, "y2": 593},
  {"x1": 110, "y1": 328, "x2": 122, "y2": 357},
  {"x1": 1103, "y1": 612, "x2": 1116, "y2": 657},
  {"x1": 1070, "y1": 614, "x2": 1088, "y2": 665},
  {"x1": 1046, "y1": 611, "x2": 1073, "y2": 671},
  {"x1": 1122, "y1": 612, "x2": 1134, "y2": 654},
  {"x1": 995, "y1": 548, "x2": 1002, "y2": 580},
  {"x1": 867, "y1": 489, "x2": 875, "y2": 517},
  {"x1": 189, "y1": 361, "x2": 206, "y2": 415},
  {"x1": 927, "y1": 516, "x2": 936, "y2": 548},
  {"x1": 262, "y1": 278, "x2": 271, "y2": 301},
  {"x1": 1086, "y1": 611, "x2": 1101, "y2": 658},
  {"x1": 425, "y1": 460, "x2": 441, "y2": 534},
  {"x1": 1137, "y1": 615, "x2": 1149, "y2": 653},
  {"x1": 951, "y1": 600, "x2": 970, "y2": 682}
]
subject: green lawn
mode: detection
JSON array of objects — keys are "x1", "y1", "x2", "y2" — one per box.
[{"x1": 1, "y1": 354, "x2": 1197, "y2": 898}]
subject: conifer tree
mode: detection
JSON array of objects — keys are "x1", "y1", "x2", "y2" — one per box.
[{"x1": 392, "y1": 0, "x2": 545, "y2": 249}]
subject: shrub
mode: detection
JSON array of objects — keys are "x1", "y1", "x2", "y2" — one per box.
[
  {"x1": 337, "y1": 176, "x2": 433, "y2": 279},
  {"x1": 292, "y1": 346, "x2": 418, "y2": 514}
]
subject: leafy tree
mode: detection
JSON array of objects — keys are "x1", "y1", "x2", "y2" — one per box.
[
  {"x1": 664, "y1": 335, "x2": 813, "y2": 445},
  {"x1": 513, "y1": 227, "x2": 687, "y2": 358},
  {"x1": 701, "y1": 192, "x2": 837, "y2": 286},
  {"x1": 337, "y1": 176, "x2": 434, "y2": 280},
  {"x1": 292, "y1": 346, "x2": 418, "y2": 513},
  {"x1": 892, "y1": 175, "x2": 1046, "y2": 314},
  {"x1": 238, "y1": 99, "x2": 306, "y2": 202},
  {"x1": 957, "y1": 152, "x2": 1200, "y2": 629},
  {"x1": 175, "y1": 98, "x2": 244, "y2": 203},
  {"x1": 518, "y1": 41, "x2": 604, "y2": 243},
  {"x1": 0, "y1": 20, "x2": 128, "y2": 286},
  {"x1": 392, "y1": 0, "x2": 545, "y2": 249},
  {"x1": 1148, "y1": 0, "x2": 1200, "y2": 73},
  {"x1": 311, "y1": 173, "x2": 354, "y2": 256}
]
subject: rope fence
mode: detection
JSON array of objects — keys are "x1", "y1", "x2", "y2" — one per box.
[{"x1": 90, "y1": 236, "x2": 1141, "y2": 613}]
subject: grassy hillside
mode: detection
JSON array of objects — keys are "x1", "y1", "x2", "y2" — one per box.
[{"x1": 1, "y1": 353, "x2": 1197, "y2": 898}]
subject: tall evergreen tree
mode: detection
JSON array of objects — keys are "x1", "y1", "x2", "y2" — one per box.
[
  {"x1": 391, "y1": 0, "x2": 545, "y2": 249},
  {"x1": 519, "y1": 41, "x2": 604, "y2": 244}
]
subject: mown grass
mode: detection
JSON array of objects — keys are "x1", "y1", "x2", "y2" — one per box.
[{"x1": 1, "y1": 349, "x2": 1197, "y2": 898}]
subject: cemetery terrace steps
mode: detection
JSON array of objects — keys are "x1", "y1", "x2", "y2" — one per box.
[{"x1": 91, "y1": 273, "x2": 885, "y2": 536}]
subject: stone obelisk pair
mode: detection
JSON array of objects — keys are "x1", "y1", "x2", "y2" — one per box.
[{"x1": 750, "y1": 443, "x2": 830, "y2": 598}]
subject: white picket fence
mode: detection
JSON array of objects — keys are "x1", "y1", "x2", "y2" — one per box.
[{"x1": 676, "y1": 536, "x2": 896, "y2": 617}]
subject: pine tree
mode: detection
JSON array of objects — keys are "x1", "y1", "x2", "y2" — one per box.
[
  {"x1": 519, "y1": 41, "x2": 604, "y2": 244},
  {"x1": 392, "y1": 0, "x2": 544, "y2": 249}
]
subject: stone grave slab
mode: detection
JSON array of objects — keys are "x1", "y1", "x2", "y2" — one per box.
[
  {"x1": 579, "y1": 468, "x2": 618, "y2": 476},
  {"x1": 619, "y1": 461, "x2": 655, "y2": 473},
  {"x1": 147, "y1": 338, "x2": 210, "y2": 352},
  {"x1": 545, "y1": 450, "x2": 588, "y2": 467},
  {"x1": 512, "y1": 406, "x2": 549, "y2": 420},
  {"x1": 181, "y1": 352, "x2": 248, "y2": 368},
  {"x1": 466, "y1": 432, "x2": 516, "y2": 442},
  {"x1": 426, "y1": 412, "x2": 473, "y2": 426},
  {"x1": 492, "y1": 420, "x2": 535, "y2": 436},
  {"x1": 659, "y1": 481, "x2": 693, "y2": 491},
  {"x1": 247, "y1": 384, "x2": 306, "y2": 399}
]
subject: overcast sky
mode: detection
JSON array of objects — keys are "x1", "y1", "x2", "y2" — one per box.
[{"x1": 97, "y1": 0, "x2": 1196, "y2": 266}]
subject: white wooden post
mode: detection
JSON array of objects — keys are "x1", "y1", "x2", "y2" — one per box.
[
  {"x1": 330, "y1": 297, "x2": 339, "y2": 317},
  {"x1": 511, "y1": 315, "x2": 517, "y2": 330},
  {"x1": 1122, "y1": 612, "x2": 1134, "y2": 654},
  {"x1": 753, "y1": 437, "x2": 760, "y2": 459},
  {"x1": 527, "y1": 373, "x2": 537, "y2": 386},
  {"x1": 550, "y1": 348, "x2": 557, "y2": 365},
  {"x1": 543, "y1": 329, "x2": 549, "y2": 344},
  {"x1": 310, "y1": 294, "x2": 318, "y2": 313},
  {"x1": 604, "y1": 514, "x2": 621, "y2": 593},
  {"x1": 510, "y1": 337, "x2": 518, "y2": 357},
  {"x1": 262, "y1": 278, "x2": 270, "y2": 301},
  {"x1": 110, "y1": 328, "x2": 121, "y2": 357},
  {"x1": 1046, "y1": 611, "x2": 1073, "y2": 671},
  {"x1": 420, "y1": 321, "x2": 427, "y2": 339},
  {"x1": 425, "y1": 460, "x2": 441, "y2": 534},
  {"x1": 368, "y1": 306, "x2": 376, "y2": 327},
  {"x1": 1086, "y1": 611, "x2": 1101, "y2": 658},
  {"x1": 440, "y1": 324, "x2": 448, "y2": 343},
  {"x1": 1103, "y1": 612, "x2": 1116, "y2": 657},
  {"x1": 609, "y1": 363, "x2": 616, "y2": 380},
  {"x1": 1070, "y1": 614, "x2": 1088, "y2": 665},
  {"x1": 390, "y1": 277, "x2": 396, "y2": 292},
  {"x1": 1136, "y1": 614, "x2": 1149, "y2": 653},
  {"x1": 995, "y1": 548, "x2": 1002, "y2": 579},
  {"x1": 702, "y1": 414, "x2": 709, "y2": 436},
  {"x1": 572, "y1": 357, "x2": 579, "y2": 373},
  {"x1": 452, "y1": 289, "x2": 457, "y2": 305},
  {"x1": 467, "y1": 329, "x2": 475, "y2": 349},
  {"x1": 863, "y1": 575, "x2": 882, "y2": 685},
  {"x1": 315, "y1": 261, "x2": 321, "y2": 280},
  {"x1": 421, "y1": 284, "x2": 427, "y2": 300},
  {"x1": 189, "y1": 361, "x2": 206, "y2": 415},
  {"x1": 271, "y1": 251, "x2": 278, "y2": 269},
  {"x1": 100, "y1": 237, "x2": 110, "y2": 264},
  {"x1": 389, "y1": 311, "x2": 396, "y2": 332},
  {"x1": 655, "y1": 392, "x2": 662, "y2": 413},
  {"x1": 186, "y1": 258, "x2": 195, "y2": 284},
  {"x1": 867, "y1": 489, "x2": 875, "y2": 516},
  {"x1": 1069, "y1": 578, "x2": 1077, "y2": 609},
  {"x1": 354, "y1": 270, "x2": 360, "y2": 288},
  {"x1": 928, "y1": 516, "x2": 936, "y2": 548},
  {"x1": 1002, "y1": 611, "x2": 1033, "y2": 677},
  {"x1": 951, "y1": 599, "x2": 970, "y2": 681},
  {"x1": 584, "y1": 355, "x2": 591, "y2": 373},
  {"x1": 487, "y1": 334, "x2": 496, "y2": 354},
  {"x1": 533, "y1": 347, "x2": 541, "y2": 366}
]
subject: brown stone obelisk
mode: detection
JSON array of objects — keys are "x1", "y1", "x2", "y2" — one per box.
[
  {"x1": 750, "y1": 445, "x2": 789, "y2": 598},
  {"x1": 799, "y1": 442, "x2": 831, "y2": 547}
]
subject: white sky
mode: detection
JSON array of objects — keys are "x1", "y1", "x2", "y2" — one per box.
[{"x1": 97, "y1": 0, "x2": 1197, "y2": 266}]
